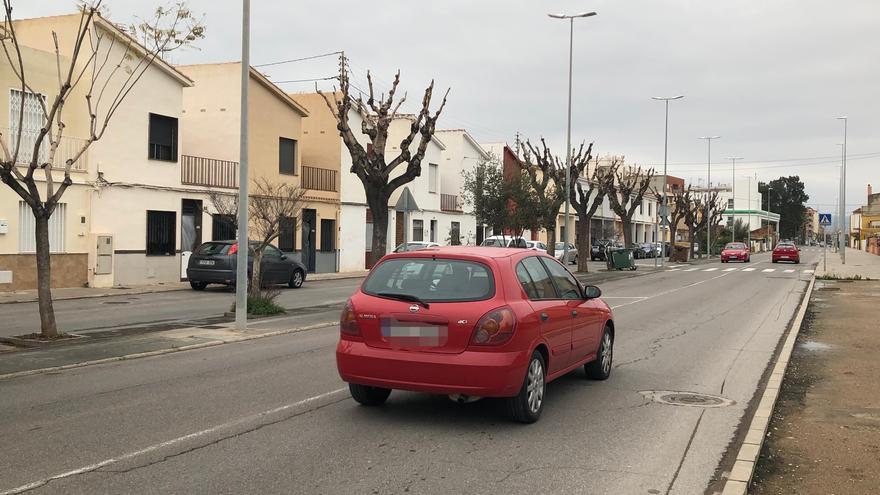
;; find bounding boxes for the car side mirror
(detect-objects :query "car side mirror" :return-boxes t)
[583,285,602,300]
[280,254,288,260]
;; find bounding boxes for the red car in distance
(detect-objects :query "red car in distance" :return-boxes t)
[336,246,615,423]
[721,242,750,263]
[772,242,801,264]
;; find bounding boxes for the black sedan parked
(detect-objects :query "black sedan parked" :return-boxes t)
[186,241,307,290]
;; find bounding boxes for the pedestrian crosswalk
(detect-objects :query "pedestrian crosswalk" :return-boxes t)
[662,265,813,276]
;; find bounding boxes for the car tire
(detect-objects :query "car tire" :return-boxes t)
[349,383,391,406]
[289,269,305,289]
[507,350,546,424]
[190,281,207,291]
[586,326,613,381]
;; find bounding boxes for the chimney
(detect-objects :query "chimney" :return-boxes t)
[869,184,873,197]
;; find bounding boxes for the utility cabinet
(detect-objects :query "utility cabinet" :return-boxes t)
[95,235,113,275]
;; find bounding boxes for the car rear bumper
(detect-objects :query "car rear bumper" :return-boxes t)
[336,339,529,397]
[187,268,236,284]
[722,254,747,261]
[772,255,799,262]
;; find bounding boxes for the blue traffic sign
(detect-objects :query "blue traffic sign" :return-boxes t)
[819,213,832,226]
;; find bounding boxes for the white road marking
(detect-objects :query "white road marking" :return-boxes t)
[0,388,349,495]
[703,268,719,272]
[609,271,734,310]
[803,269,814,274]
[762,268,775,273]
[742,268,756,272]
[724,267,738,272]
[784,269,796,273]
[685,268,699,272]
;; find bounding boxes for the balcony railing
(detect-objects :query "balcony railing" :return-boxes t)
[302,165,337,192]
[181,155,238,189]
[4,127,88,172]
[441,193,461,212]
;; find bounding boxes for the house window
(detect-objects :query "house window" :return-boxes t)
[648,202,653,216]
[212,214,236,241]
[279,137,297,175]
[9,89,47,164]
[279,216,297,252]
[146,210,176,255]
[412,219,424,242]
[148,113,178,161]
[428,163,438,193]
[320,219,336,252]
[728,198,734,209]
[18,201,65,253]
[450,221,461,245]
[639,200,644,215]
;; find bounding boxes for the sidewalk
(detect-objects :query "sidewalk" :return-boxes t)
[815,247,880,279]
[750,279,880,494]
[0,270,369,305]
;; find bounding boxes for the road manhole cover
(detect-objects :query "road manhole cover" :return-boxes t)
[640,390,735,408]
[818,287,840,291]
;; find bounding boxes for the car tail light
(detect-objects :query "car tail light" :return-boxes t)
[340,299,360,336]
[470,307,516,346]
[228,243,238,255]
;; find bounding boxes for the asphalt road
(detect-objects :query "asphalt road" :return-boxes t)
[0,249,820,494]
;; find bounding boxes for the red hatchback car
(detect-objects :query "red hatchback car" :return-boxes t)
[772,242,800,263]
[336,247,615,423]
[721,242,750,263]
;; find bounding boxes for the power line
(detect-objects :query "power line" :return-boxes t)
[273,76,338,84]
[253,51,342,68]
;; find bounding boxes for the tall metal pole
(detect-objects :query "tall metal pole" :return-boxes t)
[562,17,573,264]
[837,117,847,263]
[549,11,595,264]
[698,136,720,257]
[652,96,683,266]
[235,0,250,331]
[747,177,752,250]
[727,156,743,242]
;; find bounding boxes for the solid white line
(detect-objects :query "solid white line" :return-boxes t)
[742,268,756,272]
[0,388,349,495]
[723,267,738,272]
[703,268,719,272]
[762,268,775,273]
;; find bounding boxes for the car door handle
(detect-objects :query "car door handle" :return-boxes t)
[571,310,578,317]
[540,313,549,321]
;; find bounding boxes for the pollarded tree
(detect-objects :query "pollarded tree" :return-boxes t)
[663,186,692,260]
[605,164,656,247]
[461,154,507,238]
[319,67,448,266]
[520,138,591,257]
[567,145,614,273]
[0,1,204,338]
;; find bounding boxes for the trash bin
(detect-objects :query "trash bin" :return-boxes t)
[671,245,689,263]
[605,248,637,271]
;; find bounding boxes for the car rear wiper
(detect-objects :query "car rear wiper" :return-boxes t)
[375,292,430,309]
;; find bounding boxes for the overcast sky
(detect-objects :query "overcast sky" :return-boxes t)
[18,0,880,217]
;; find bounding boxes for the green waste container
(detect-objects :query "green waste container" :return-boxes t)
[605,248,637,271]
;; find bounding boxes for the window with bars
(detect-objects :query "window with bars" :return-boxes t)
[279,216,297,252]
[320,219,335,252]
[412,219,424,242]
[146,210,176,255]
[450,221,461,245]
[148,113,178,161]
[9,89,47,165]
[211,214,236,241]
[18,202,65,253]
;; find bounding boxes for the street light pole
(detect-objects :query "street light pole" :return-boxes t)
[235,0,250,330]
[837,116,848,263]
[549,11,596,265]
[727,156,743,242]
[652,96,684,267]
[698,136,721,258]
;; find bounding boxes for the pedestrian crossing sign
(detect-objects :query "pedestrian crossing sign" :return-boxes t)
[819,213,832,226]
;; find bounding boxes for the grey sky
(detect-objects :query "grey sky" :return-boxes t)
[17,0,880,216]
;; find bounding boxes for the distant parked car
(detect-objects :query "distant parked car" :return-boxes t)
[637,243,658,258]
[590,239,619,261]
[772,242,800,264]
[525,240,548,253]
[393,241,441,253]
[186,241,307,290]
[554,242,577,265]
[481,236,529,248]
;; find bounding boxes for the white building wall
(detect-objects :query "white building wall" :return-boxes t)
[339,203,366,272]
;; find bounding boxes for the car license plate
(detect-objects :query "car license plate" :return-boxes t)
[381,319,448,347]
[780,256,788,259]
[198,260,215,266]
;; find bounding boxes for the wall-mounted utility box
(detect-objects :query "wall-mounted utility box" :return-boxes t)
[0,219,8,234]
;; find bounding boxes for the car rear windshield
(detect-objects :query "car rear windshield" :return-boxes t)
[195,242,229,255]
[725,243,746,250]
[363,258,495,302]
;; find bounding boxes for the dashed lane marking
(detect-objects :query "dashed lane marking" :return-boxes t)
[685,268,699,272]
[784,269,796,273]
[703,268,719,272]
[742,268,756,272]
[723,267,738,272]
[762,268,775,273]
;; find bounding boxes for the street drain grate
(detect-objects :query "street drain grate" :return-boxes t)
[103,301,130,305]
[199,325,226,330]
[640,390,735,408]
[818,287,840,291]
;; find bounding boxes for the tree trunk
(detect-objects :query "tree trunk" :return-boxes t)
[34,213,58,338]
[545,220,557,257]
[687,228,696,261]
[576,216,591,273]
[250,249,264,299]
[370,200,389,267]
[621,218,633,247]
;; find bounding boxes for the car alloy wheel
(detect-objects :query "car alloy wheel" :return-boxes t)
[586,326,613,380]
[526,358,544,414]
[289,269,304,289]
[508,351,546,423]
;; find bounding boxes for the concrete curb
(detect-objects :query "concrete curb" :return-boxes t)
[720,276,816,495]
[0,321,337,382]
